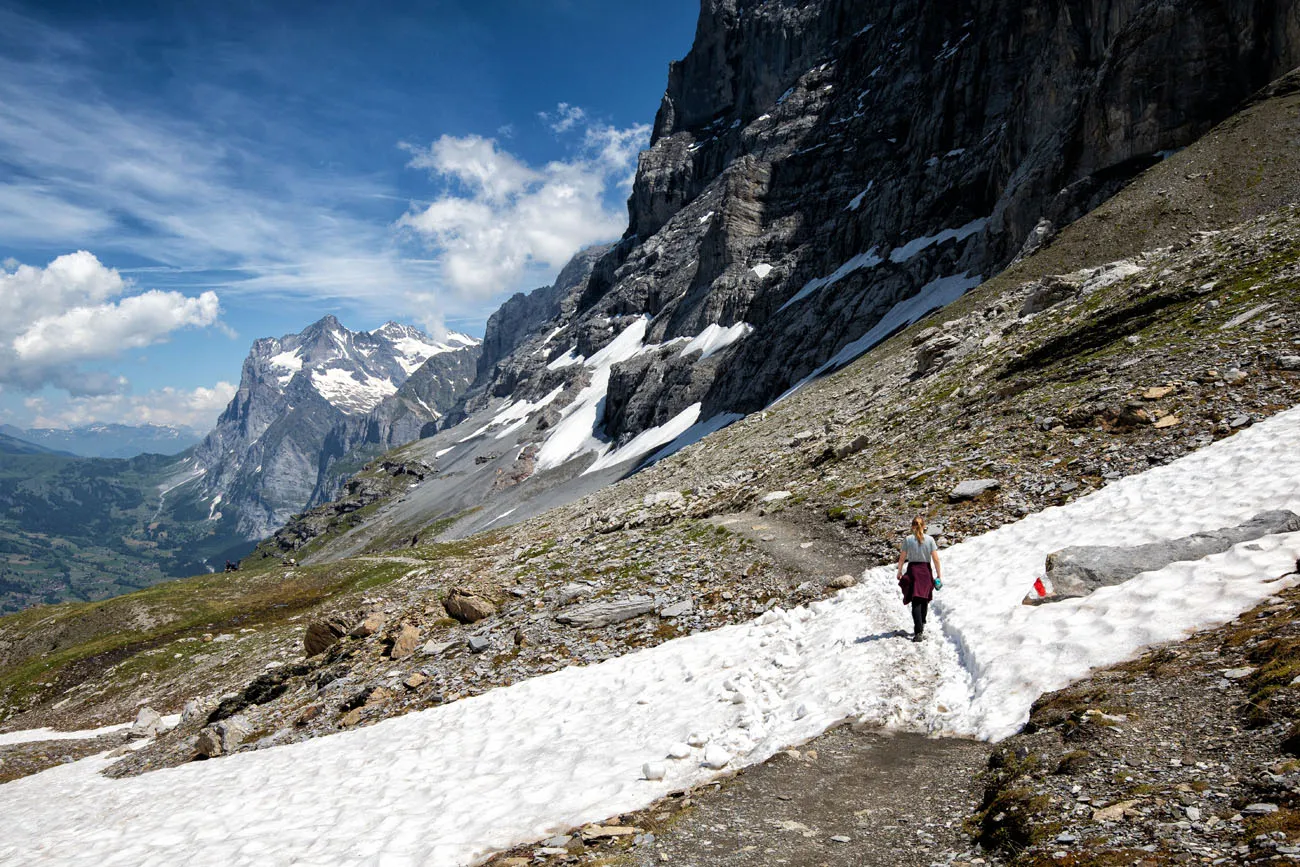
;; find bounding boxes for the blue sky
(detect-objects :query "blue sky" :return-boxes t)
[0,0,698,429]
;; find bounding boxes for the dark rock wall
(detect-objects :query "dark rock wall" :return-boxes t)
[568,0,1300,433]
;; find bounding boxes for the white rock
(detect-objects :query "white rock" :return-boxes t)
[642,762,666,781]
[644,491,685,508]
[666,742,692,759]
[130,707,164,738]
[761,491,792,503]
[702,746,731,769]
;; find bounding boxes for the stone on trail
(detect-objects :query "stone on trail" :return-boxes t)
[827,574,857,590]
[444,588,497,624]
[949,479,1000,502]
[582,825,640,840]
[556,596,656,628]
[1153,414,1181,429]
[761,490,792,503]
[403,673,428,690]
[421,639,457,657]
[1141,386,1176,400]
[1243,803,1279,815]
[467,635,491,654]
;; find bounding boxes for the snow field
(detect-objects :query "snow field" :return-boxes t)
[1,406,1298,865]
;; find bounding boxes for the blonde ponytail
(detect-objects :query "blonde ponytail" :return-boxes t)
[911,515,926,543]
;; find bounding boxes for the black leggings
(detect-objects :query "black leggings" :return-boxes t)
[912,599,929,635]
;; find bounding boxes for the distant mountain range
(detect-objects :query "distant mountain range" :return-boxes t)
[0,315,481,612]
[187,315,481,540]
[0,423,204,459]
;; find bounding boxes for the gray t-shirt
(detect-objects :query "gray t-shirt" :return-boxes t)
[902,533,938,563]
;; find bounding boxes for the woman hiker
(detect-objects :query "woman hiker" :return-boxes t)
[896,515,941,642]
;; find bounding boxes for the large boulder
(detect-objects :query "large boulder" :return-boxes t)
[445,589,497,624]
[129,707,165,738]
[304,618,349,656]
[556,596,657,628]
[1040,510,1300,602]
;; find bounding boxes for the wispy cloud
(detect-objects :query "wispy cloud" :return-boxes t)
[0,9,438,319]
[539,102,587,134]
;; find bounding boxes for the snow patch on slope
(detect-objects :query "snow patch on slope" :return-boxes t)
[678,323,754,360]
[311,368,398,414]
[5,407,1298,866]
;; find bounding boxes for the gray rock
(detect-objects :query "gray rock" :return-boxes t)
[194,727,223,758]
[1277,354,1300,370]
[420,639,457,657]
[644,491,686,508]
[1041,510,1300,601]
[1243,803,1278,815]
[129,707,164,738]
[949,479,1001,502]
[833,434,870,460]
[826,574,858,590]
[180,699,204,726]
[467,635,492,654]
[659,598,695,618]
[556,596,657,628]
[914,333,962,376]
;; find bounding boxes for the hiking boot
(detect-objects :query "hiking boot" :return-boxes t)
[912,631,923,642]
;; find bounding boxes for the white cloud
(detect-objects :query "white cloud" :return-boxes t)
[24,381,237,430]
[0,251,222,391]
[539,102,586,134]
[398,121,650,299]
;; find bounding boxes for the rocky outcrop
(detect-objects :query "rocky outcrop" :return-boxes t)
[455,0,1300,484]
[474,245,610,393]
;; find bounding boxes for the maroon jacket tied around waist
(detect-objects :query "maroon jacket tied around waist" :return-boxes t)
[900,562,934,604]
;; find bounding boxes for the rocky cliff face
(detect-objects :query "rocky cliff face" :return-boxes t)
[193,316,479,539]
[456,0,1300,466]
